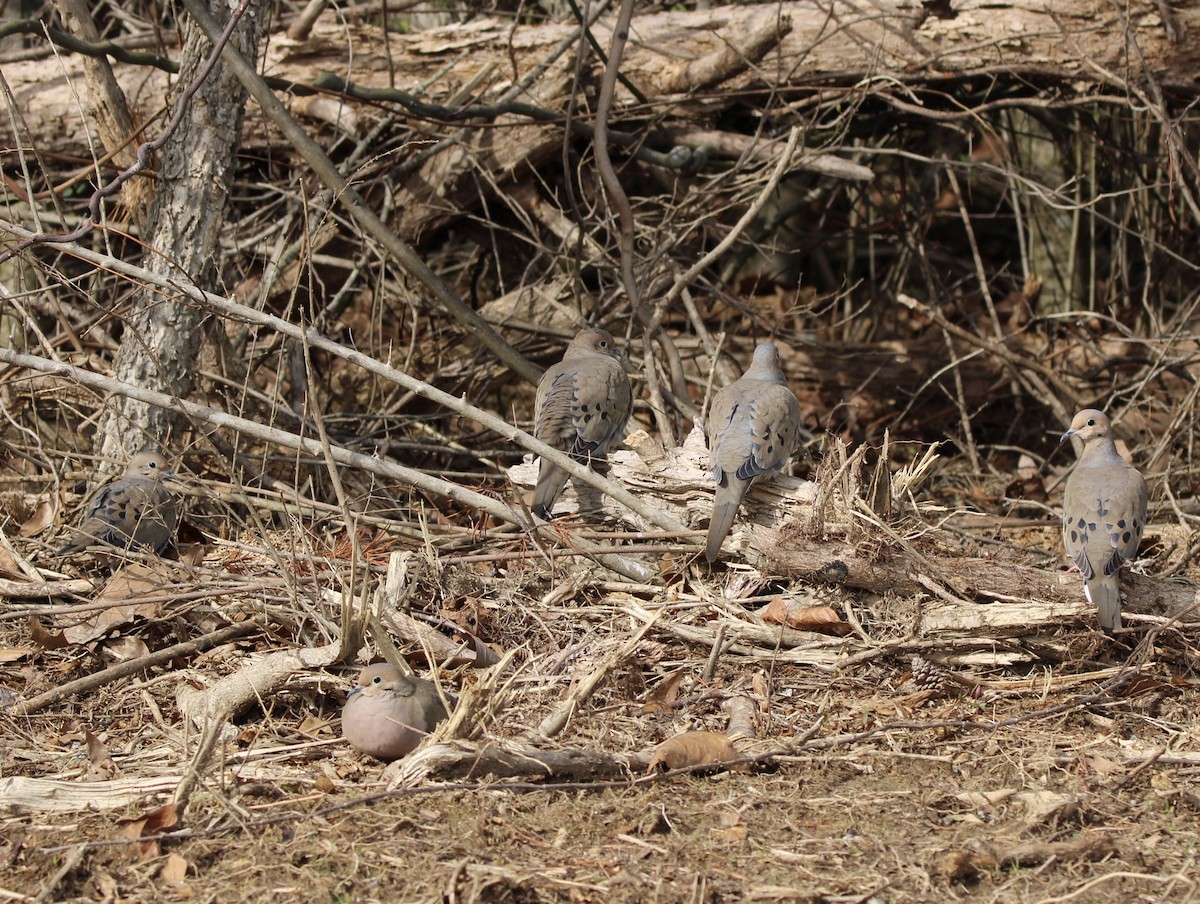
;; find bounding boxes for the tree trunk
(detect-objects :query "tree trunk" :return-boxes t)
[95,0,261,464]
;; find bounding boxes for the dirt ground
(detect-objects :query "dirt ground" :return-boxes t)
[3,539,1199,904]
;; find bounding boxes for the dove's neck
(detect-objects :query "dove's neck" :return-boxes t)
[1080,436,1124,467]
[744,367,785,385]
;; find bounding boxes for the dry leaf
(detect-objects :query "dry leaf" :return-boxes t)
[1122,675,1171,697]
[0,646,36,663]
[1016,453,1039,481]
[932,848,998,881]
[118,803,179,861]
[0,544,21,576]
[159,852,189,885]
[85,730,120,781]
[761,597,791,625]
[641,670,684,715]
[1014,790,1079,825]
[179,544,207,567]
[647,730,740,773]
[439,596,493,635]
[760,599,850,636]
[63,562,182,644]
[1087,754,1122,779]
[18,497,57,537]
[786,605,851,634]
[1150,772,1174,792]
[297,714,331,736]
[314,772,335,794]
[103,636,150,662]
[28,616,68,650]
[713,825,749,842]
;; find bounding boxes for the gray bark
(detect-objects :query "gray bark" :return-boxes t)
[95,0,261,466]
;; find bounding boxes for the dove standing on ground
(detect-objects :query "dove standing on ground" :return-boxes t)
[706,343,802,563]
[1061,408,1148,634]
[57,452,180,556]
[531,328,632,519]
[341,663,452,761]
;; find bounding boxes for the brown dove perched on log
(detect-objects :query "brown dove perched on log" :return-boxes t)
[341,664,453,761]
[1060,409,1148,634]
[57,452,181,556]
[531,328,632,519]
[706,343,802,563]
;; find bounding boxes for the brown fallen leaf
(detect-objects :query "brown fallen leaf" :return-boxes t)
[103,636,150,662]
[1121,674,1174,698]
[713,825,749,843]
[0,544,21,576]
[178,543,208,567]
[647,730,741,774]
[760,599,851,635]
[28,616,68,650]
[85,730,120,781]
[641,669,684,715]
[438,595,493,635]
[297,713,332,737]
[118,803,179,861]
[159,852,189,886]
[63,561,185,644]
[18,496,58,537]
[1087,754,1123,779]
[0,646,36,663]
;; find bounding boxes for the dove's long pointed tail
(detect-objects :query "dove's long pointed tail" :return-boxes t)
[706,481,748,563]
[1088,578,1123,635]
[532,462,571,519]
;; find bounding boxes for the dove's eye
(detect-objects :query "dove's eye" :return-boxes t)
[371,675,383,685]
[1087,419,1096,427]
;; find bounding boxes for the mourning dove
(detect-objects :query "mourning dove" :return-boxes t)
[341,663,452,761]
[1061,408,1148,633]
[531,328,632,519]
[706,343,802,562]
[57,452,181,556]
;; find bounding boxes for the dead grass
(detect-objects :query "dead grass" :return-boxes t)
[4,538,1200,904]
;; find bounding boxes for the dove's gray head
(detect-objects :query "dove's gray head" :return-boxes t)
[350,663,414,698]
[746,343,786,382]
[127,452,178,482]
[565,328,621,361]
[1061,409,1112,445]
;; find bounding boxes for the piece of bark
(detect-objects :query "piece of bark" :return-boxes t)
[389,740,650,784]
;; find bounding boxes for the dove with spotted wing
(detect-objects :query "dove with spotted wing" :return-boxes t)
[341,663,453,761]
[531,328,632,519]
[706,343,802,562]
[1061,408,1148,634]
[57,452,180,556]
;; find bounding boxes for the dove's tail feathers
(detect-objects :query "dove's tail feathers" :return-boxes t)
[56,521,112,556]
[1089,579,1123,635]
[705,482,748,563]
[56,536,88,557]
[532,462,570,520]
